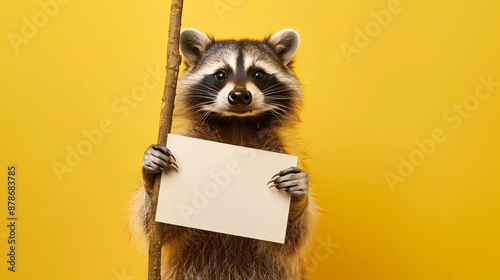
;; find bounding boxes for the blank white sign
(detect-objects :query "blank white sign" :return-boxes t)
[155,134,297,244]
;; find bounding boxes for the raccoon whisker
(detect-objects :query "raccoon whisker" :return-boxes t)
[198,114,211,128]
[268,104,292,125]
[271,108,289,121]
[262,88,293,96]
[231,118,239,142]
[268,110,287,128]
[273,109,290,118]
[264,94,293,100]
[265,94,293,98]
[241,118,250,135]
[193,87,219,95]
[195,85,218,93]
[185,99,215,109]
[259,84,278,94]
[265,96,294,101]
[188,94,217,100]
[262,87,289,93]
[264,102,289,115]
[262,88,291,96]
[193,89,218,96]
[261,83,283,94]
[269,104,290,114]
[197,110,213,128]
[200,81,220,91]
[267,101,292,111]
[192,81,220,93]
[184,101,213,112]
[247,116,259,126]
[261,84,290,93]
[198,81,221,93]
[185,105,207,112]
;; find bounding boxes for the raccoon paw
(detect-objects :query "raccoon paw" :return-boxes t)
[142,144,178,175]
[267,167,308,199]
[142,144,178,193]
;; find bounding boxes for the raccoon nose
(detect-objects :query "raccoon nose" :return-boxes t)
[228,89,252,106]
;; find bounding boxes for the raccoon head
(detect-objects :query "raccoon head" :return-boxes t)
[177,29,301,125]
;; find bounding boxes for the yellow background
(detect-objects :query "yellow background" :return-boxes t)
[1,0,500,279]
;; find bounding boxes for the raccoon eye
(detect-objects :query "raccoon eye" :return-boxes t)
[214,70,227,81]
[253,71,265,80]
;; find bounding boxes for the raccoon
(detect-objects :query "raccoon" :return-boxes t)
[129,29,318,280]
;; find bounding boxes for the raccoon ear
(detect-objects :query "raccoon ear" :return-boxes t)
[180,29,212,66]
[265,29,299,65]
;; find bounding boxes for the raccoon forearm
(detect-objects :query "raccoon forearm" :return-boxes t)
[290,195,308,221]
[138,183,177,245]
[141,171,155,193]
[283,195,309,252]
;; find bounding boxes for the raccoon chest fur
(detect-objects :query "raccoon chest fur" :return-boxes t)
[164,230,296,279]
[181,123,286,153]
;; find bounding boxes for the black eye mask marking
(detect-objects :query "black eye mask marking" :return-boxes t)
[184,67,234,114]
[246,69,295,112]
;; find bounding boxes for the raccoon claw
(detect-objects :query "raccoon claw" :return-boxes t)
[142,144,179,176]
[152,144,176,161]
[267,172,283,184]
[171,161,179,172]
[267,167,309,198]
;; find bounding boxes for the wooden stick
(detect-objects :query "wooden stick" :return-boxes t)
[148,0,184,279]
